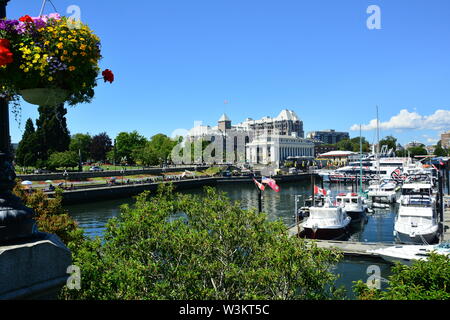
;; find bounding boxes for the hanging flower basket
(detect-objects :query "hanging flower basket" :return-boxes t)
[0,13,113,106]
[19,88,69,106]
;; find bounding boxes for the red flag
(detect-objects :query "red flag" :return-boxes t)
[262,177,280,192]
[314,185,327,196]
[253,178,265,191]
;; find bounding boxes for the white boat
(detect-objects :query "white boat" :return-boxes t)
[368,243,450,266]
[335,192,368,221]
[301,196,351,240]
[367,180,400,204]
[394,193,439,244]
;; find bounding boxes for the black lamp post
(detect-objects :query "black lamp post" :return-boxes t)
[0,0,37,242]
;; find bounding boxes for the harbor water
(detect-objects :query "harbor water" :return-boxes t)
[65,180,397,298]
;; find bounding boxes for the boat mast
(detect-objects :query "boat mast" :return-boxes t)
[360,124,363,194]
[376,105,380,180]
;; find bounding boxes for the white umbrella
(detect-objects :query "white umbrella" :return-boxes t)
[21,181,33,186]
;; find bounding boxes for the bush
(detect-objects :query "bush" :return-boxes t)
[62,184,344,300]
[353,253,450,300]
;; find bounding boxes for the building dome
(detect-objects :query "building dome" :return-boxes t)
[276,109,300,121]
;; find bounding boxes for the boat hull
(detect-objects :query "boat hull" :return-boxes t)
[301,226,349,240]
[395,230,439,245]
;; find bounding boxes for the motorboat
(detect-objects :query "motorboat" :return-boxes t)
[300,196,351,240]
[394,193,439,244]
[367,180,400,204]
[368,243,450,266]
[335,192,368,222]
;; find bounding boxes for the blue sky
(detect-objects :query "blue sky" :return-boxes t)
[6,0,450,145]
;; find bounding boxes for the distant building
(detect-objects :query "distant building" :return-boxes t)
[441,131,450,149]
[425,145,435,155]
[187,109,312,167]
[306,130,349,145]
[404,141,425,149]
[246,134,314,165]
[314,144,337,157]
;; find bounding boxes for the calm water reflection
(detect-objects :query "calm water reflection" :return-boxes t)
[65,180,395,298]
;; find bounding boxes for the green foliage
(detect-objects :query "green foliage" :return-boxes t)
[434,144,448,157]
[115,131,147,164]
[90,132,112,162]
[408,146,428,157]
[63,185,344,300]
[15,118,39,167]
[133,134,177,166]
[69,133,92,162]
[379,136,397,152]
[336,138,370,153]
[13,180,84,247]
[354,253,450,300]
[35,104,71,165]
[47,151,79,170]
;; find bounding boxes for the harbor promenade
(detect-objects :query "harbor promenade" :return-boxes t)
[49,173,316,205]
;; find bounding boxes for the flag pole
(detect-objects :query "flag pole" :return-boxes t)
[258,188,262,213]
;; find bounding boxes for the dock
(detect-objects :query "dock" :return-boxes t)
[442,196,450,242]
[287,223,394,259]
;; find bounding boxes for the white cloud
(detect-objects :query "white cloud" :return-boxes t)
[351,109,450,131]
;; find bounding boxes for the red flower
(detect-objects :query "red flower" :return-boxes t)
[102,69,114,83]
[0,39,13,67]
[19,15,33,23]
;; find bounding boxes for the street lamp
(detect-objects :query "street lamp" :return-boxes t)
[0,0,37,242]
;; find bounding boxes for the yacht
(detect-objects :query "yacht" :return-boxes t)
[394,188,439,244]
[335,192,368,221]
[367,180,401,204]
[368,243,450,266]
[300,196,351,240]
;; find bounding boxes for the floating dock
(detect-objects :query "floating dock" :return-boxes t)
[287,224,394,259]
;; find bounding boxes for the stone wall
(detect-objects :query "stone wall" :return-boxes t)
[0,233,72,300]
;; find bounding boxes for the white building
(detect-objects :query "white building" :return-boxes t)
[186,109,314,167]
[246,134,314,166]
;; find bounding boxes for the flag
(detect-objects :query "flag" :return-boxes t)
[314,185,327,196]
[253,178,265,191]
[262,176,280,192]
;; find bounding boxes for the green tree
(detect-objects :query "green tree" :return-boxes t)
[90,132,113,162]
[354,253,450,300]
[69,133,92,162]
[134,134,178,166]
[47,151,79,170]
[63,185,344,300]
[115,131,147,164]
[336,139,353,151]
[15,118,39,167]
[408,146,428,157]
[379,136,397,152]
[434,141,448,157]
[35,104,71,166]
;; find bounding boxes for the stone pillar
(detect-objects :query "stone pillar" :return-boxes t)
[0,233,72,300]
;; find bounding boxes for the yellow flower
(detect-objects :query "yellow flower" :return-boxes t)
[63,50,68,55]
[69,66,76,71]
[56,42,63,49]
[79,44,87,51]
[72,51,78,56]
[48,76,53,81]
